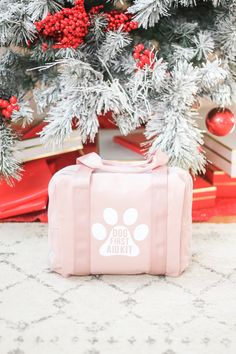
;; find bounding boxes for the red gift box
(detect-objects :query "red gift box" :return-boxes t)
[192,176,217,210]
[205,163,236,198]
[0,159,51,219]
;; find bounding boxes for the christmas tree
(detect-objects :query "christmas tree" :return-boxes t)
[0,0,235,182]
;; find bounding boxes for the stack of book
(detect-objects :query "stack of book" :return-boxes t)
[0,112,117,223]
[205,163,236,198]
[0,122,97,222]
[201,132,236,178]
[198,101,236,178]
[113,130,236,221]
[16,125,82,163]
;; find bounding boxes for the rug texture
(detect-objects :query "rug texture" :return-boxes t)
[0,223,236,354]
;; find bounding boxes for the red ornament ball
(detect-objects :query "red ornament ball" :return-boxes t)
[205,108,235,137]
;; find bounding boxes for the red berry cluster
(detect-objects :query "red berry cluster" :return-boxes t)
[0,96,20,119]
[133,44,155,69]
[42,42,48,52]
[89,6,138,33]
[35,0,89,49]
[89,5,104,16]
[106,11,138,32]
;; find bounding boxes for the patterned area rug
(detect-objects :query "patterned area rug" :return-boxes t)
[0,223,236,354]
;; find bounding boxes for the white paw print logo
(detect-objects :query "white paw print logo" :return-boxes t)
[92,208,149,257]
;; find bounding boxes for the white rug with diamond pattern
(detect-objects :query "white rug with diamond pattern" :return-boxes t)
[0,223,236,354]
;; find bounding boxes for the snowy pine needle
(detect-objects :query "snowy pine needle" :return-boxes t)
[0,123,22,184]
[0,0,236,179]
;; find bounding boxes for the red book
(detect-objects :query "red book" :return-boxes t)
[98,112,117,129]
[48,150,81,174]
[0,123,51,220]
[113,131,147,155]
[114,132,218,210]
[21,122,47,140]
[47,136,99,174]
[0,123,100,222]
[205,163,236,198]
[192,198,236,222]
[192,176,217,210]
[0,159,51,219]
[11,121,40,138]
[1,210,48,223]
[0,197,48,220]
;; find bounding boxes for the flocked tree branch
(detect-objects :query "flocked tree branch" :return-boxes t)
[0,0,236,180]
[0,122,22,184]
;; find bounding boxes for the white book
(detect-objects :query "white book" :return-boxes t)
[204,134,236,165]
[204,145,236,177]
[198,100,236,176]
[198,101,236,161]
[15,130,82,163]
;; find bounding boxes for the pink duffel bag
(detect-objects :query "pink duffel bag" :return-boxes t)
[48,151,193,277]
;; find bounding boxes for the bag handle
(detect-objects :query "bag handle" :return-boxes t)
[77,151,168,173]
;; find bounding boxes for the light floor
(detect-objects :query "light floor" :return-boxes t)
[0,223,236,354]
